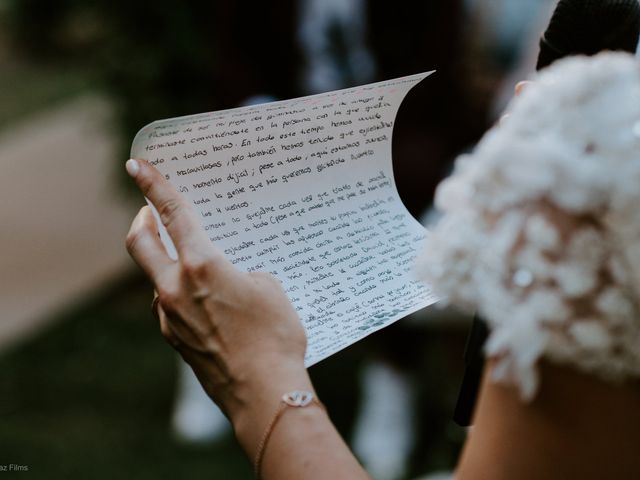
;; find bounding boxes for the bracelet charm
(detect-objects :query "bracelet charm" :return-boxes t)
[254,390,323,479]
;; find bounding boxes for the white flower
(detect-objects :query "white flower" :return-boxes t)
[553,262,598,298]
[595,287,635,322]
[607,256,630,285]
[515,245,555,282]
[523,289,570,323]
[417,52,640,400]
[569,321,612,351]
[525,215,560,250]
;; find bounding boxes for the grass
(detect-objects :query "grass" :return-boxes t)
[0,273,466,479]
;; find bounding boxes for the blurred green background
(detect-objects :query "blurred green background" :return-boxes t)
[0,1,554,478]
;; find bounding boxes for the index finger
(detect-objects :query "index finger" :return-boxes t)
[125,158,217,259]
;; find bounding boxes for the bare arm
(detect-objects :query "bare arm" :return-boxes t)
[125,158,369,479]
[457,359,640,480]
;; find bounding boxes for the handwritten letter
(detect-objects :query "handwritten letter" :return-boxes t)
[131,72,439,366]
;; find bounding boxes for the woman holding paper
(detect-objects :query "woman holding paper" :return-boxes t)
[125,53,640,479]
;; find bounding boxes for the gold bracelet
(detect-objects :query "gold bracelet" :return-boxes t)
[253,391,324,479]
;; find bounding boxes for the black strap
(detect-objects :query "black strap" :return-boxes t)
[453,315,488,426]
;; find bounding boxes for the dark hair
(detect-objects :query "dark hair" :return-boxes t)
[537,0,640,70]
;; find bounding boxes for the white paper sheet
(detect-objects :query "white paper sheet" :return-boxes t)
[131,72,439,366]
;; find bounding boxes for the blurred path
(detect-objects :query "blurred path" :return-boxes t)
[0,95,138,351]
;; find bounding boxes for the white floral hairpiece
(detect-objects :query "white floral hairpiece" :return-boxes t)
[418,52,640,400]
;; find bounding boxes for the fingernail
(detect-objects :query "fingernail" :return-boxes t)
[126,159,140,178]
[499,113,510,125]
[515,81,531,95]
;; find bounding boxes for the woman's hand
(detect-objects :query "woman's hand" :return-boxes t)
[124,159,312,455]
